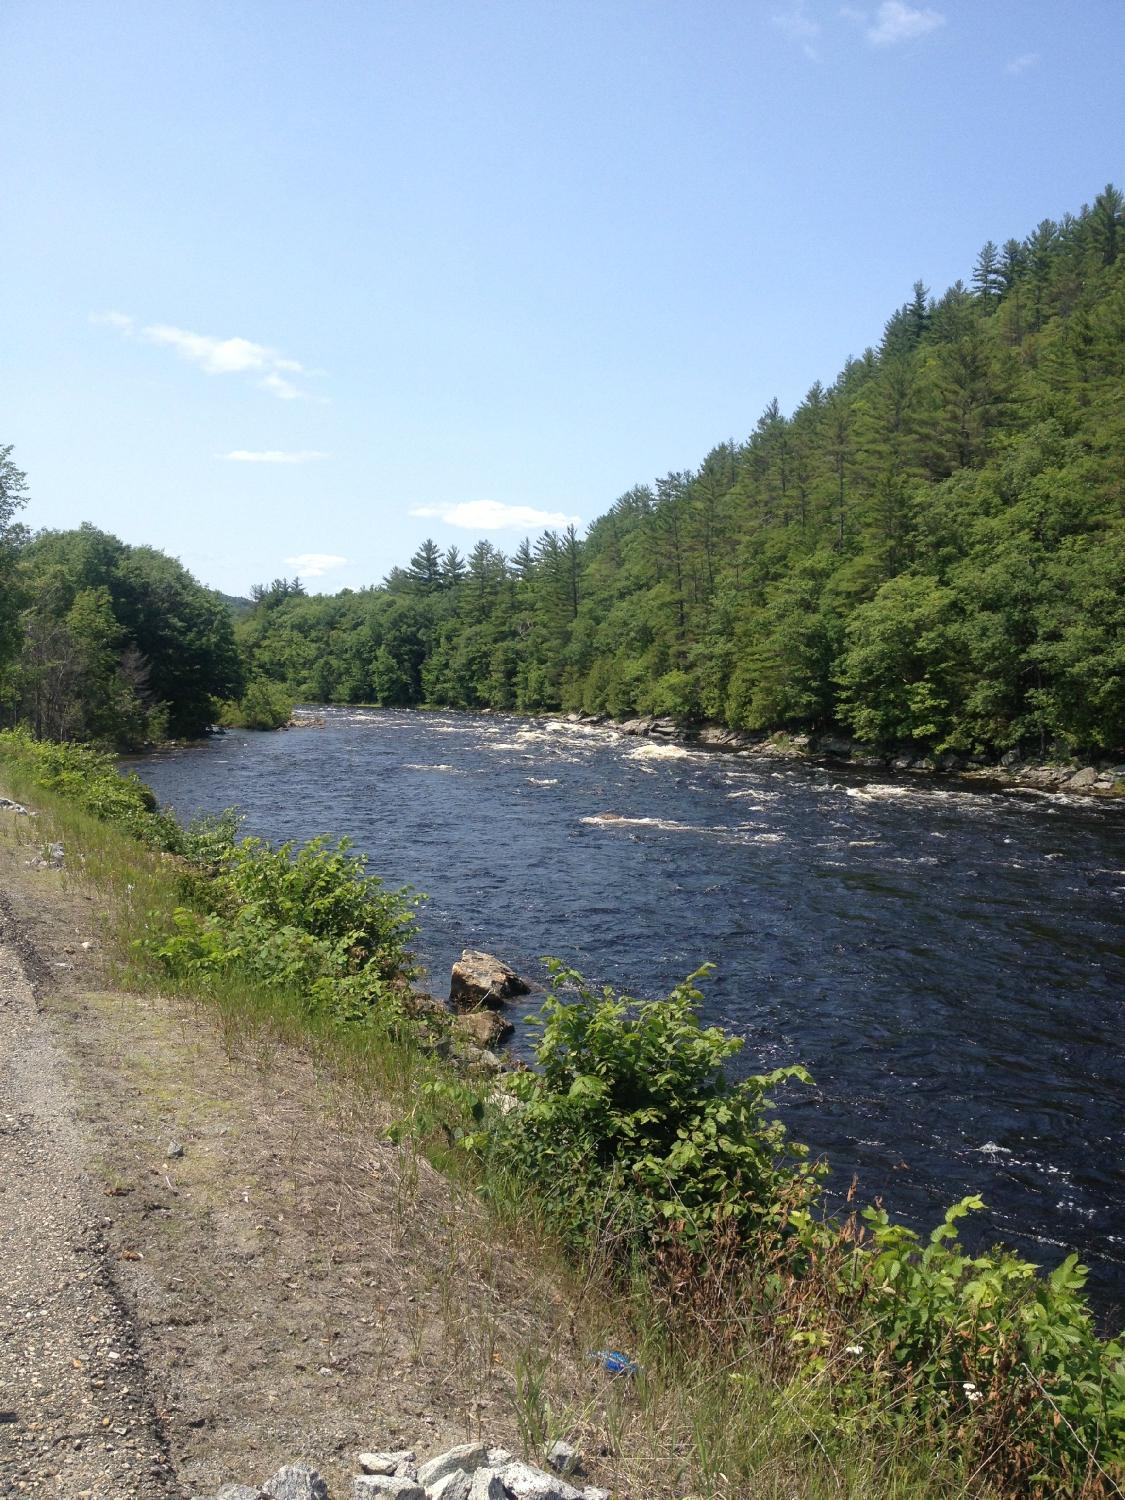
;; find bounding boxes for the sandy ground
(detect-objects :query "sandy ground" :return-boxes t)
[0,812,620,1500]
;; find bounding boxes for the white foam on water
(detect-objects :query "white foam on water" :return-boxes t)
[526,777,559,786]
[625,742,695,761]
[580,813,711,833]
[403,763,461,774]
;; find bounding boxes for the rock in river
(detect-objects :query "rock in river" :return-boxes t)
[449,950,530,1011]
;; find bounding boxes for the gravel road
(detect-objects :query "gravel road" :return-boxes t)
[0,902,180,1499]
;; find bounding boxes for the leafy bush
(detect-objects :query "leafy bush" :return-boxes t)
[481,963,1125,1493]
[485,963,820,1255]
[0,728,181,848]
[218,677,294,729]
[149,833,420,1024]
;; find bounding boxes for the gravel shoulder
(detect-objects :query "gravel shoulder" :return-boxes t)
[0,814,619,1500]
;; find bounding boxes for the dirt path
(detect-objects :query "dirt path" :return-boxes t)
[0,900,180,1499]
[0,815,621,1500]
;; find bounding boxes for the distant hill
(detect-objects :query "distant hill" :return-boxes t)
[218,593,255,619]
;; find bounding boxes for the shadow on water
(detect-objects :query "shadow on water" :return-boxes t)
[126,707,1125,1317]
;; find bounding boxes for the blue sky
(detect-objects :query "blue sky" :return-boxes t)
[2,1,1121,595]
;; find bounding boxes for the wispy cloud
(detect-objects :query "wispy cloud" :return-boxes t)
[773,2,821,59]
[1005,51,1039,75]
[845,1,945,46]
[222,450,328,464]
[91,312,322,400]
[285,552,348,578]
[409,500,582,532]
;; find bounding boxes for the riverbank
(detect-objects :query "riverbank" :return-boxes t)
[2,732,1123,1498]
[543,710,1125,799]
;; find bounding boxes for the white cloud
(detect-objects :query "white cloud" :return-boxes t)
[849,1,945,46]
[773,3,821,59]
[89,310,135,332]
[93,312,321,400]
[285,552,348,578]
[1005,51,1039,75]
[222,450,329,464]
[409,500,582,532]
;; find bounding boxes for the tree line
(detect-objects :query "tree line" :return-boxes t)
[1,184,1122,754]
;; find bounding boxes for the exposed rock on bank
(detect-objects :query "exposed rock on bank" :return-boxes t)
[197,1441,609,1500]
[564,713,1124,796]
[449,950,531,1011]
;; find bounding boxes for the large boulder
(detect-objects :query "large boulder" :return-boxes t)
[449,951,530,1012]
[263,1469,328,1500]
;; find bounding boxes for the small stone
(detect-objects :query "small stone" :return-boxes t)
[166,1141,185,1159]
[581,1489,610,1500]
[351,1479,424,1500]
[263,1467,329,1500]
[498,1460,585,1500]
[468,1471,506,1500]
[417,1444,491,1490]
[216,1486,265,1500]
[485,1450,513,1468]
[358,1451,415,1477]
[545,1442,581,1477]
[428,1473,471,1500]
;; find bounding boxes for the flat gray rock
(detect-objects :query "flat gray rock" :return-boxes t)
[216,1487,266,1500]
[358,1451,416,1477]
[467,1471,506,1500]
[263,1467,329,1500]
[427,1472,472,1500]
[352,1478,424,1500]
[498,1461,585,1500]
[417,1443,491,1490]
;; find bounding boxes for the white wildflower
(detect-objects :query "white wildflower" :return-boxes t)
[962,1381,983,1403]
[844,1344,864,1356]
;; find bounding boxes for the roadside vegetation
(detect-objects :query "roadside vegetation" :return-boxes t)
[2,728,1121,1498]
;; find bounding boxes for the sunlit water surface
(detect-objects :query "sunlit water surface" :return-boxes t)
[127,709,1125,1313]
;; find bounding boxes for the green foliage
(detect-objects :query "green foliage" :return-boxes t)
[218,676,294,729]
[486,962,819,1255]
[3,520,243,744]
[149,831,420,1025]
[0,727,180,847]
[230,185,1123,759]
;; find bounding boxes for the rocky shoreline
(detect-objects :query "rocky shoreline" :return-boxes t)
[554,712,1125,799]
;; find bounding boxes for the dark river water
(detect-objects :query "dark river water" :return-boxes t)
[127,708,1125,1315]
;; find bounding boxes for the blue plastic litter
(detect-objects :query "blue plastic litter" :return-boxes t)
[588,1349,639,1376]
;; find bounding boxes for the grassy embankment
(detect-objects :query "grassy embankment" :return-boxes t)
[1,727,1121,1500]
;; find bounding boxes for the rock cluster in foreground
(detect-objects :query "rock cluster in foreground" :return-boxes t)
[198,1441,609,1500]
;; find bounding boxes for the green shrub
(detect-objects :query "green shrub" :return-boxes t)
[485,962,820,1255]
[217,677,294,729]
[149,833,420,1025]
[0,728,181,848]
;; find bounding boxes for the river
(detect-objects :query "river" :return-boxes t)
[127,707,1125,1314]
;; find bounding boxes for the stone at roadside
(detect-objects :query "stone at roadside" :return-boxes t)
[428,1473,472,1500]
[263,1466,329,1500]
[580,1489,610,1500]
[216,1486,266,1500]
[468,1471,506,1500]
[352,1477,424,1500]
[358,1451,417,1477]
[449,951,530,1011]
[417,1443,492,1491]
[453,1010,513,1048]
[497,1459,586,1500]
[545,1441,582,1477]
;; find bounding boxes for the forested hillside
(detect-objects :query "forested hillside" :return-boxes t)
[1,186,1122,754]
[237,186,1123,756]
[0,513,243,744]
